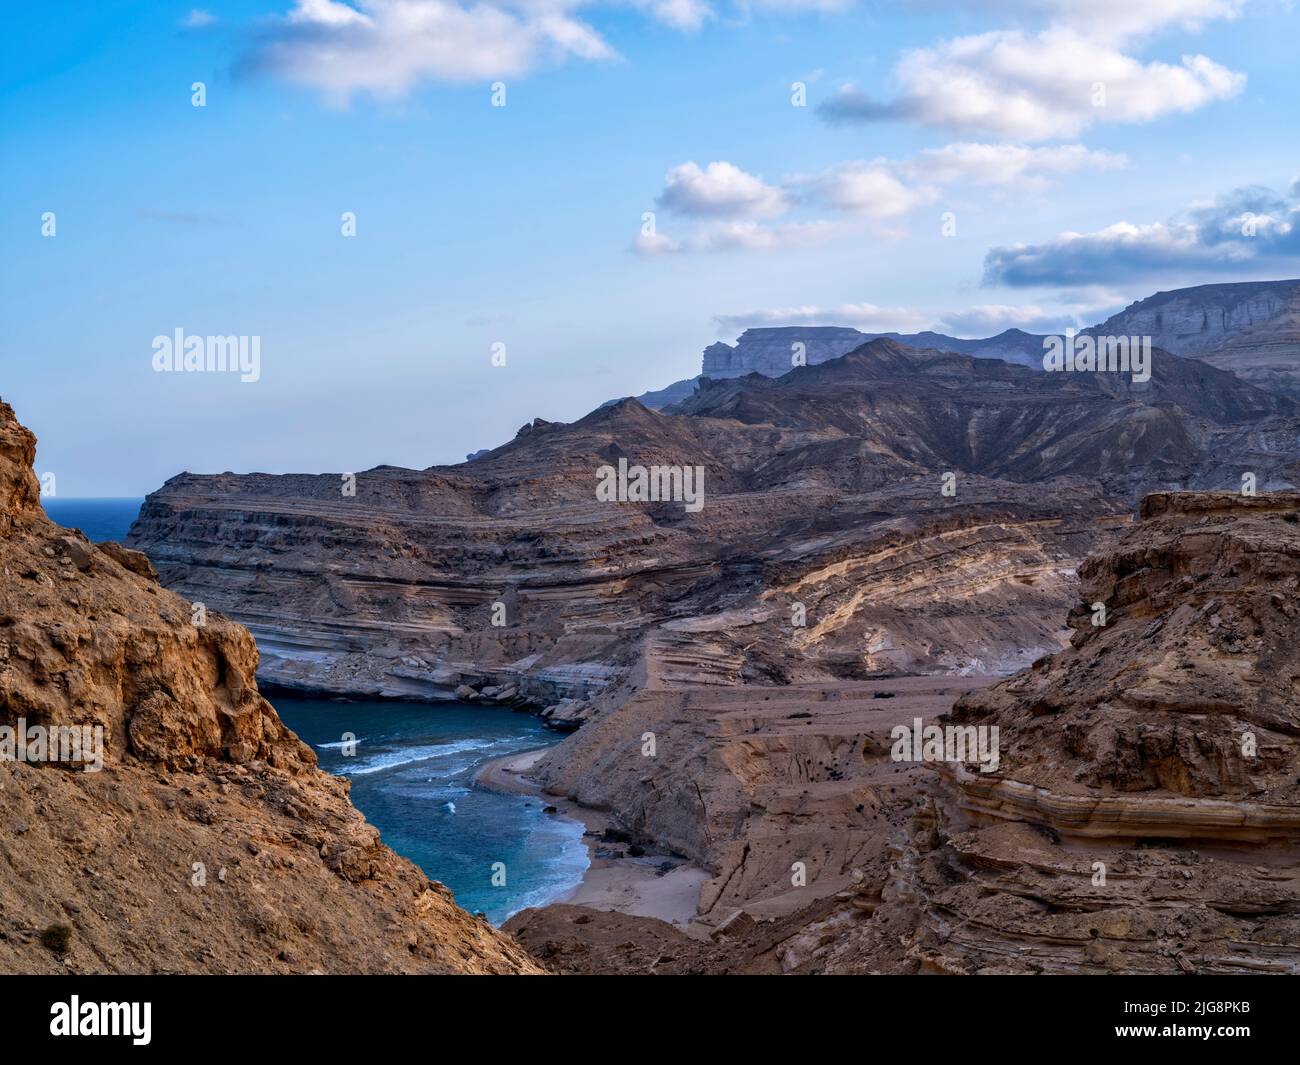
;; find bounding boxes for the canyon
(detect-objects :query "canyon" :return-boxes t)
[127,334,1298,716]
[508,492,1300,973]
[18,276,1299,975]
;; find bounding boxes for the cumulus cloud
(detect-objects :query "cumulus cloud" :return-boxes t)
[713,303,933,332]
[983,182,1300,286]
[656,161,789,218]
[639,142,1126,256]
[710,299,1109,336]
[801,161,940,219]
[182,8,218,28]
[819,26,1245,140]
[947,0,1245,39]
[636,219,841,255]
[241,0,619,99]
[935,303,1080,334]
[744,0,855,11]
[901,142,1125,190]
[692,220,840,251]
[633,230,682,256]
[635,0,713,30]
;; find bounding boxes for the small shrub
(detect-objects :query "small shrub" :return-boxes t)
[41,924,73,954]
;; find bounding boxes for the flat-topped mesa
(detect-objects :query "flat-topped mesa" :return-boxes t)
[0,397,539,974]
[701,326,1048,379]
[948,490,1300,842]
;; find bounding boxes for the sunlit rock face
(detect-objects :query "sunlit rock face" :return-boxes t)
[1087,279,1300,398]
[0,398,542,975]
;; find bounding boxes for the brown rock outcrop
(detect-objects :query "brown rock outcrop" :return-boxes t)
[0,399,540,974]
[125,339,1296,710]
[514,492,1300,975]
[824,492,1300,973]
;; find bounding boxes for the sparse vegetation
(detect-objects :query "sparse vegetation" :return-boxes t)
[41,923,73,954]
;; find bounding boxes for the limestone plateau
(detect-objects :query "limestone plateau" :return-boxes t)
[0,400,540,974]
[630,279,1300,409]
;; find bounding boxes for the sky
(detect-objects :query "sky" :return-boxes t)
[2,0,1298,495]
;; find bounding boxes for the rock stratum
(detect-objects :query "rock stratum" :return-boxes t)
[0,399,540,974]
[127,339,1298,715]
[697,282,1300,400]
[509,492,1300,974]
[702,325,1049,379]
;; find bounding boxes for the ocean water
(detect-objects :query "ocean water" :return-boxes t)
[42,498,587,925]
[275,698,588,923]
[41,497,142,542]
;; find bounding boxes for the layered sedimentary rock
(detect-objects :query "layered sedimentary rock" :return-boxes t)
[1088,280,1300,397]
[515,492,1300,974]
[127,340,1298,711]
[0,399,539,974]
[702,326,1047,378]
[704,282,1300,400]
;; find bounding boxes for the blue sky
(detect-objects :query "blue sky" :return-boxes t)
[2,0,1298,495]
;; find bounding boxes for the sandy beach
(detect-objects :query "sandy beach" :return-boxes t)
[475,747,710,933]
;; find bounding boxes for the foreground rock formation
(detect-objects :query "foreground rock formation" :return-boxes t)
[127,339,1296,714]
[0,400,539,974]
[510,492,1300,974]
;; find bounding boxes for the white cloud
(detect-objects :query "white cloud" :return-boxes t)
[633,218,842,256]
[902,142,1126,190]
[804,161,940,218]
[640,140,1124,256]
[713,292,1135,337]
[743,0,855,11]
[633,230,682,255]
[983,182,1300,286]
[713,303,932,332]
[692,219,840,251]
[967,0,1245,39]
[935,303,1070,334]
[821,27,1245,140]
[181,8,218,28]
[636,0,713,30]
[246,0,619,99]
[656,161,790,218]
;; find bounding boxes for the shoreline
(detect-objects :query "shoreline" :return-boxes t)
[475,748,710,934]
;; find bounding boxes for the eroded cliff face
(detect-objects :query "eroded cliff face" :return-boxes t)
[0,399,540,974]
[702,326,1047,378]
[126,340,1296,715]
[1088,280,1300,398]
[513,492,1300,974]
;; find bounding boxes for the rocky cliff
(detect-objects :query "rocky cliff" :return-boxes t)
[705,281,1300,399]
[702,326,1047,378]
[1087,280,1300,396]
[511,492,1300,974]
[0,399,540,974]
[125,339,1298,712]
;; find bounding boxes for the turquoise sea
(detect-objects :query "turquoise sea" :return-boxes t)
[42,498,587,924]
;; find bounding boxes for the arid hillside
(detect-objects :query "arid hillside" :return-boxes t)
[509,492,1300,974]
[126,340,1298,716]
[0,399,540,974]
